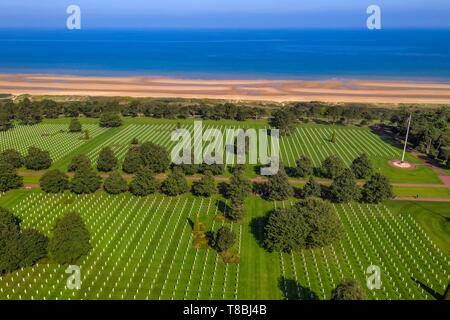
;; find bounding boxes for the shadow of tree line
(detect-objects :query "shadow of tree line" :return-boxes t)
[279,276,319,300]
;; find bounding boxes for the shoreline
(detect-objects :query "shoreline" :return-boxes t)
[2,73,450,103]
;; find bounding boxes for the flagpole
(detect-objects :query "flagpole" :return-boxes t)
[401,114,412,163]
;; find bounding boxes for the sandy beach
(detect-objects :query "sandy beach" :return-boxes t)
[1,73,450,103]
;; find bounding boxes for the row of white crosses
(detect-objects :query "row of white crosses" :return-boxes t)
[376,204,433,299]
[181,199,209,299]
[145,196,188,299]
[381,205,449,293]
[234,223,243,299]
[129,197,175,299]
[366,203,445,299]
[85,124,144,160]
[113,196,163,299]
[192,198,219,300]
[76,194,133,299]
[113,123,177,160]
[86,123,175,162]
[335,204,388,300]
[351,202,409,298]
[161,197,203,300]
[91,195,156,299]
[135,197,184,299]
[206,202,227,300]
[351,203,411,299]
[289,125,396,169]
[403,214,449,280]
[0,124,105,161]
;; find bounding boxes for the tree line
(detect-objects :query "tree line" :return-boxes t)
[0,98,269,131]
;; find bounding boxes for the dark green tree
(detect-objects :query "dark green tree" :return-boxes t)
[320,155,346,179]
[0,162,23,192]
[104,172,128,194]
[161,168,189,196]
[227,168,252,200]
[269,109,296,136]
[17,229,49,269]
[0,149,23,168]
[331,280,366,300]
[0,208,48,274]
[40,170,69,193]
[0,106,13,131]
[362,173,393,204]
[70,165,101,194]
[129,167,160,196]
[68,154,91,172]
[266,168,293,201]
[122,147,143,174]
[294,155,313,177]
[351,153,373,179]
[198,163,225,175]
[24,146,52,170]
[212,227,236,253]
[48,212,91,265]
[68,118,82,133]
[17,98,42,125]
[226,196,245,222]
[97,147,118,172]
[41,99,59,119]
[296,197,344,248]
[139,142,171,173]
[330,169,361,203]
[192,171,217,197]
[99,112,122,128]
[264,208,309,252]
[0,229,21,274]
[303,176,321,198]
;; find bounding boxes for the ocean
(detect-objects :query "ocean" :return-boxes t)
[0,29,449,81]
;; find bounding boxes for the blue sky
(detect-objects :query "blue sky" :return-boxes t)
[1,0,449,28]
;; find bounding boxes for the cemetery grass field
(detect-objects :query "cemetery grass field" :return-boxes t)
[0,117,449,300]
[0,191,448,300]
[0,117,442,184]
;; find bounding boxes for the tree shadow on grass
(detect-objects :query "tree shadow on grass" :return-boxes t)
[215,199,230,216]
[249,215,268,249]
[279,276,319,300]
[411,277,443,300]
[187,217,194,230]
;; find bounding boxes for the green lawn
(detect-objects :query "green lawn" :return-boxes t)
[393,187,450,199]
[386,201,450,254]
[0,191,448,300]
